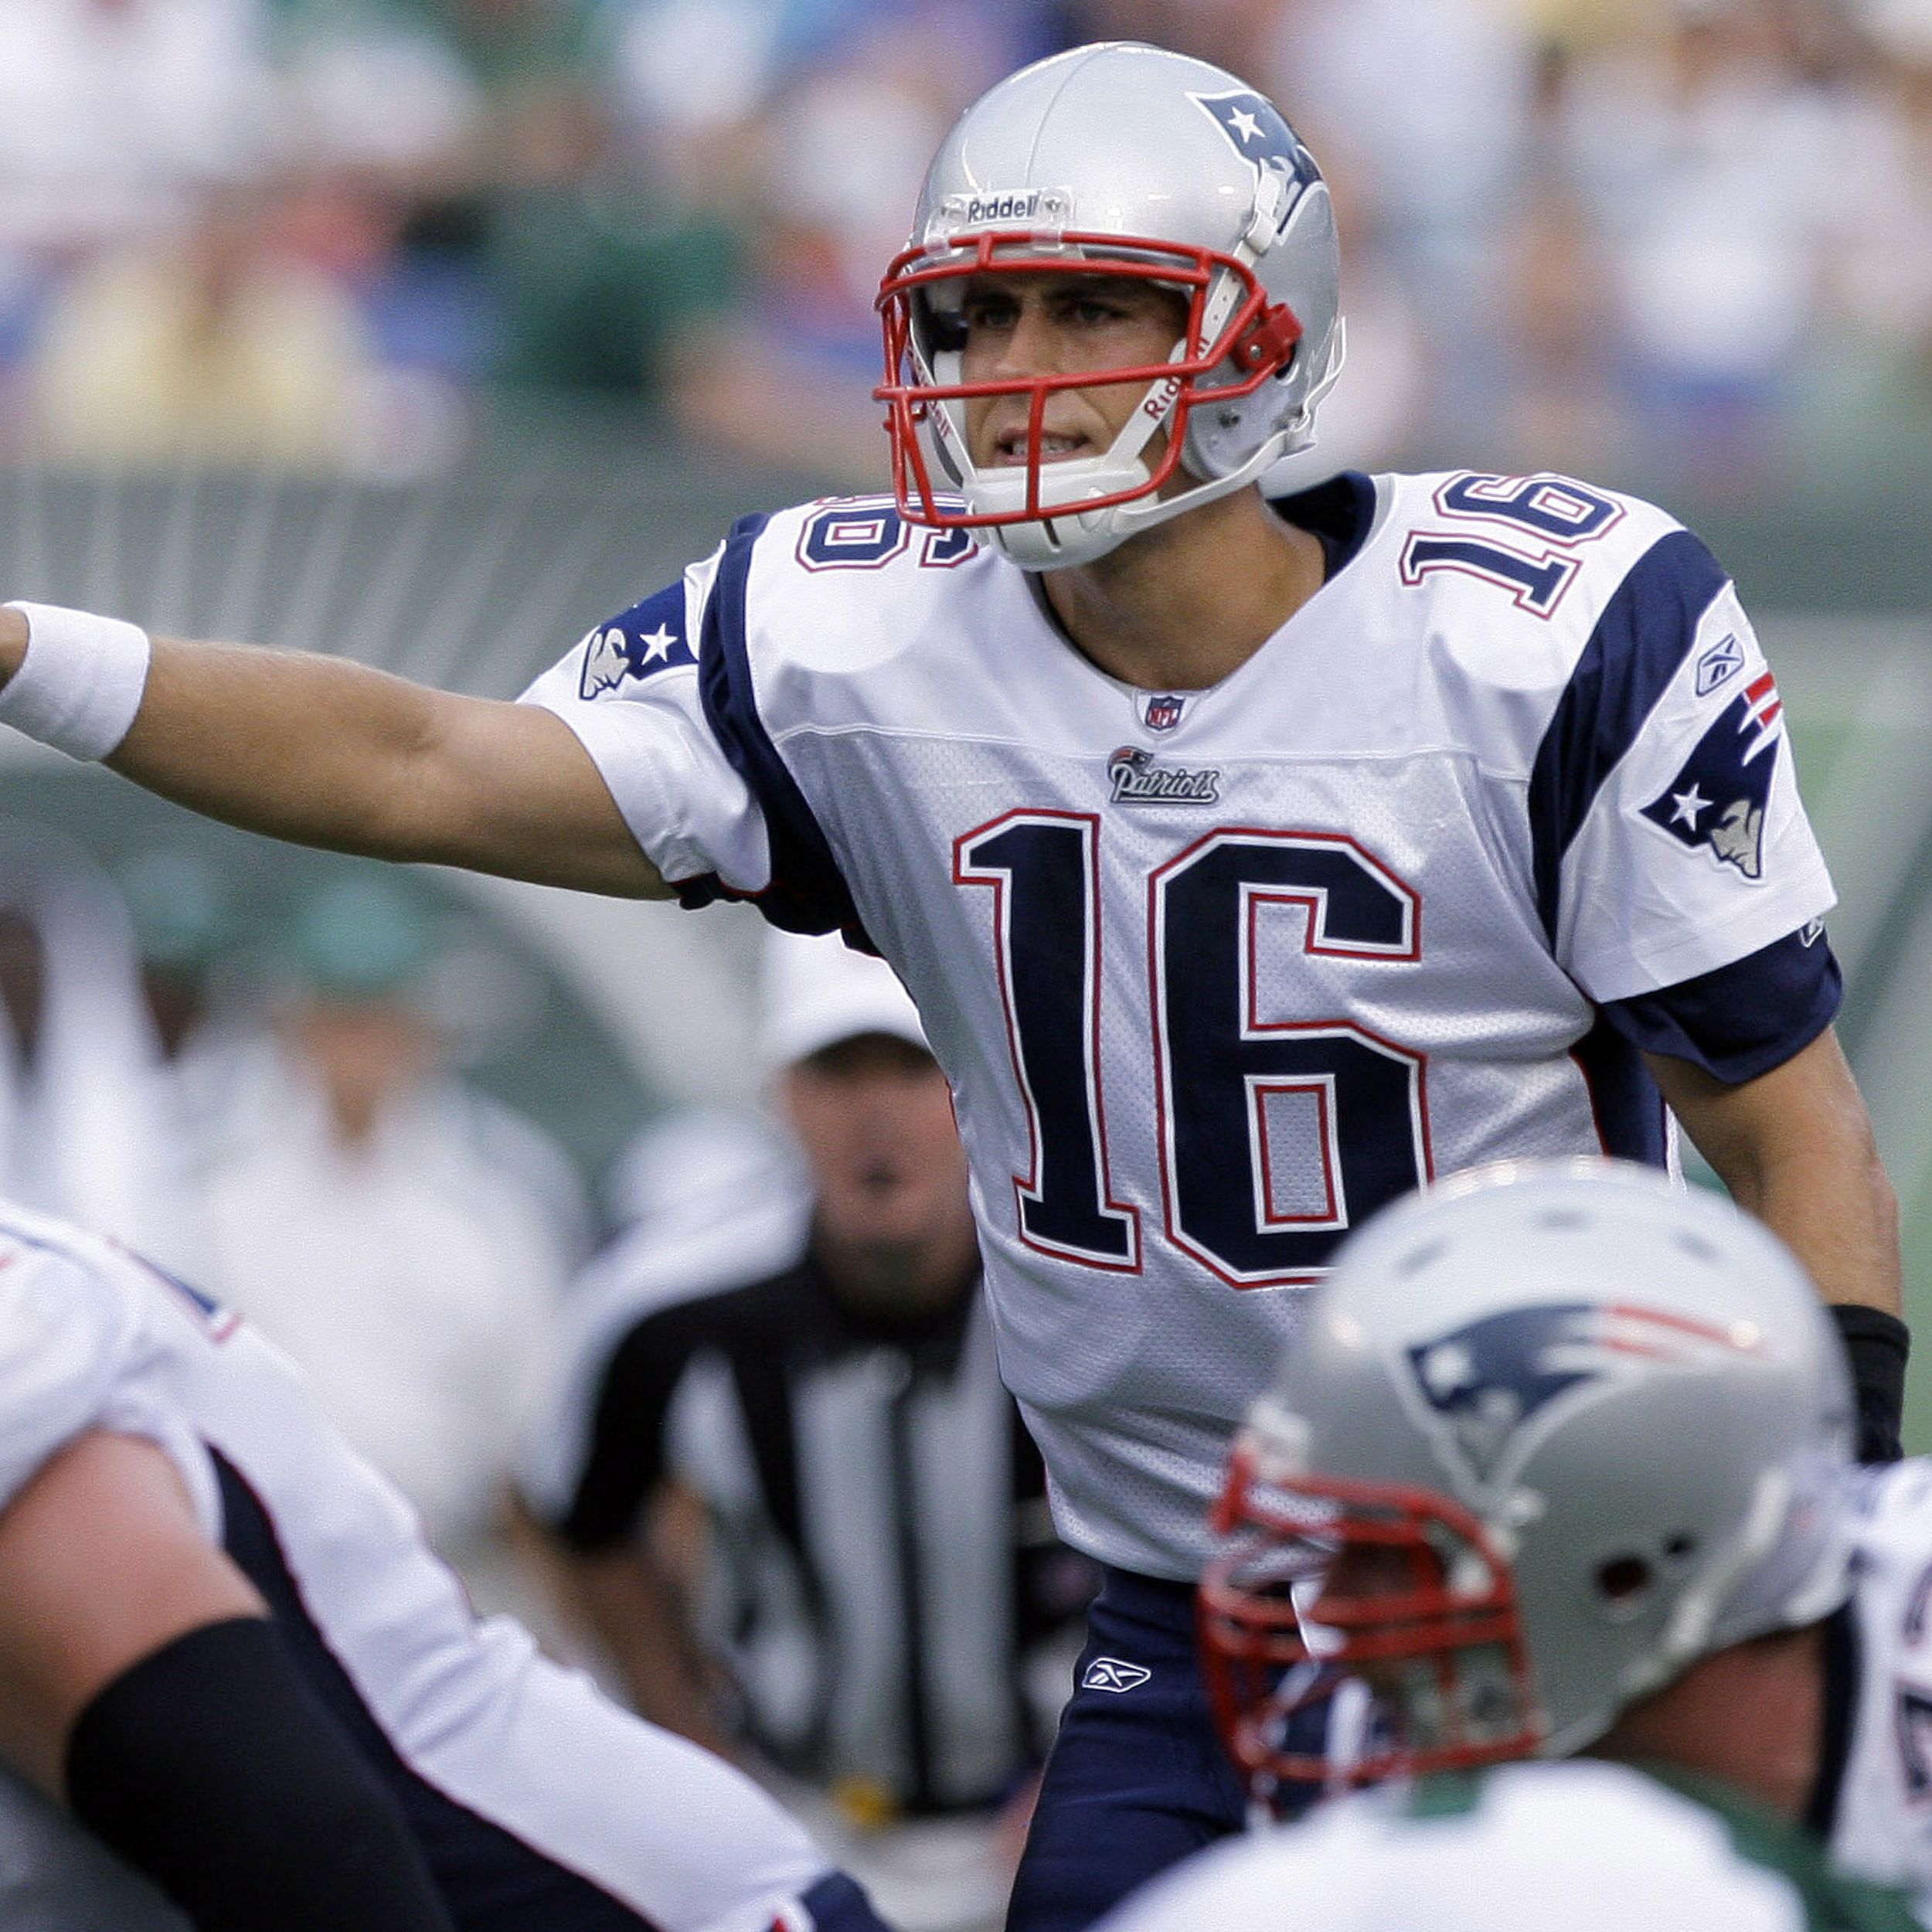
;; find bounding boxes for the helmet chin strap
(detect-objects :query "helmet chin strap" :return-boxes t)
[946,338,1189,571]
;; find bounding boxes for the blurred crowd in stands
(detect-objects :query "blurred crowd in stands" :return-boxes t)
[0,0,1927,492]
[0,835,586,1587]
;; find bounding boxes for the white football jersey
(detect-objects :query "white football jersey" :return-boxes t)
[0,1202,851,1932]
[524,470,1834,1578]
[1088,1759,1912,1932]
[1828,1461,1932,1925]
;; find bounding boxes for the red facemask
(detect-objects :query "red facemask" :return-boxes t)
[1199,1441,1543,1801]
[874,230,1302,534]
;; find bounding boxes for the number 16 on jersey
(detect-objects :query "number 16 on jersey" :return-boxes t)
[956,811,1431,1290]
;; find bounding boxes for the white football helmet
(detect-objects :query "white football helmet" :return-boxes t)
[875,42,1343,570]
[1199,1160,1855,1798]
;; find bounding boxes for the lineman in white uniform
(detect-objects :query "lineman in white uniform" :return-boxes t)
[0,39,1902,1932]
[0,1198,889,1932]
[1189,1161,1930,1929]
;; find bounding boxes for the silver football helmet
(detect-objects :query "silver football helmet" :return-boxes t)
[875,42,1343,570]
[1199,1160,1855,1798]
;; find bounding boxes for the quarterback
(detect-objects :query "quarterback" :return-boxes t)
[0,39,1903,1932]
[1187,1162,1932,1930]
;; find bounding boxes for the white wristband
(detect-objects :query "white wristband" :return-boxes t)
[0,601,151,761]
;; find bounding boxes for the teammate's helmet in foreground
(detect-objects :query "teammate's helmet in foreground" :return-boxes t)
[875,41,1343,570]
[1199,1160,1855,1799]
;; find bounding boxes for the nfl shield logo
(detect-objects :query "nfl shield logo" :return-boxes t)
[1143,693,1186,733]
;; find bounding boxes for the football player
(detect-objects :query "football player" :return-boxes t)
[0,1197,889,1932]
[0,40,1903,1930]
[1192,1161,1932,1925]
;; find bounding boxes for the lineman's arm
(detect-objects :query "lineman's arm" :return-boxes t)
[0,608,672,899]
[0,1430,456,1931]
[0,1430,265,1794]
[1645,1026,1901,1317]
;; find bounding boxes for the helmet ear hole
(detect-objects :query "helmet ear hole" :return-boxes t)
[1594,1554,1655,1616]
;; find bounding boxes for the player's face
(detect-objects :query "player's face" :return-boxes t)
[1301,1538,1444,1689]
[783,1034,969,1268]
[287,995,438,1142]
[955,271,1190,475]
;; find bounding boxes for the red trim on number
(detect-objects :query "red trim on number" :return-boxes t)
[793,496,913,573]
[1250,1074,1342,1229]
[1398,531,1583,618]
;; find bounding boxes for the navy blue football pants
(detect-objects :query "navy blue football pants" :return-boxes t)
[1005,1566,1315,1932]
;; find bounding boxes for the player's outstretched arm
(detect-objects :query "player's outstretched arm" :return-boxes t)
[0,1430,459,1931]
[0,606,672,900]
[1645,1026,1901,1318]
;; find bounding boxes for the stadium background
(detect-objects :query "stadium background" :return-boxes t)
[0,0,1928,1435]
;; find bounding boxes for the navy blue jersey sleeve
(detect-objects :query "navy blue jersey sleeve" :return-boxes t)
[685,512,865,939]
[1597,925,1841,1084]
[1527,529,1727,946]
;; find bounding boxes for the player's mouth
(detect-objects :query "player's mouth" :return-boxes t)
[988,427,1091,467]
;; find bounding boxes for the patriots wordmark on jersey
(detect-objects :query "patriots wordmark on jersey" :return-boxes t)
[522,468,1837,1580]
[0,1204,879,1932]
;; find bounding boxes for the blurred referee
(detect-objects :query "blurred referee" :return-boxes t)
[519,930,1097,1926]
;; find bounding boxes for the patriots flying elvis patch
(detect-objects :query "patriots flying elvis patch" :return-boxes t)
[1639,674,1783,879]
[578,587,695,699]
[1189,89,1316,187]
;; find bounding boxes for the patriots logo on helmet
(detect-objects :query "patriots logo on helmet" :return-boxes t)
[1403,1302,1761,1497]
[1639,675,1783,880]
[577,592,695,700]
[1189,89,1317,191]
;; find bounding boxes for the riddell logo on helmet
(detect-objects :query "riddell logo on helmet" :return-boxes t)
[938,189,1070,231]
[1141,375,1183,420]
[966,192,1042,223]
